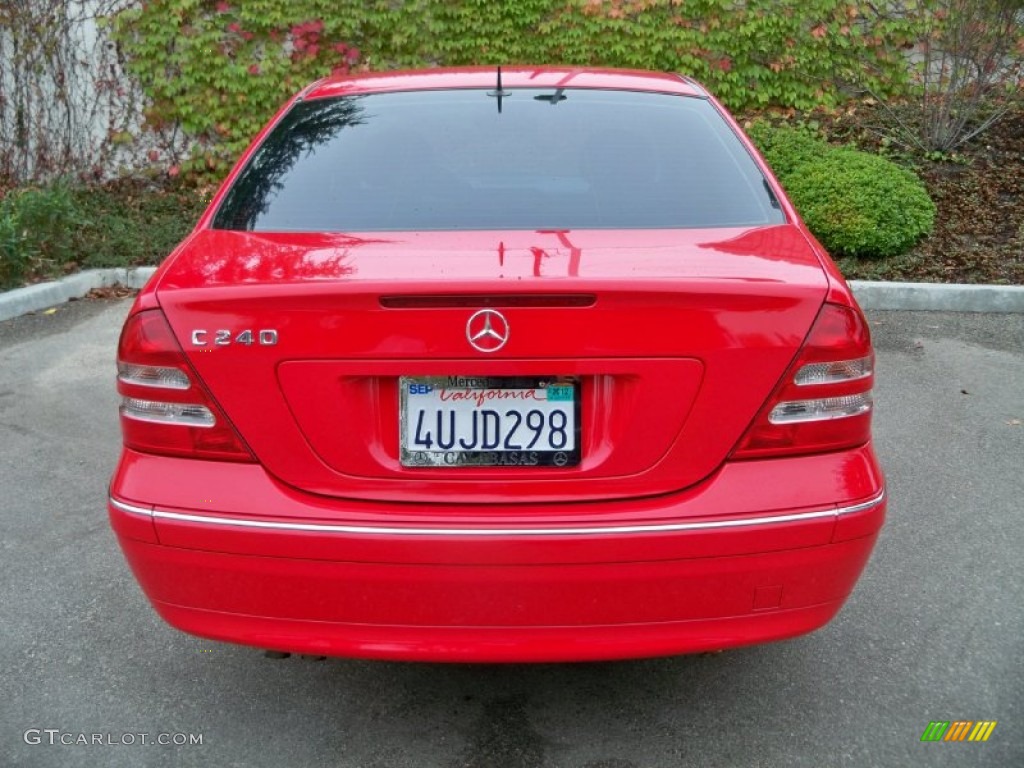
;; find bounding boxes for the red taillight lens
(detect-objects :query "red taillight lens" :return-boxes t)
[733,302,874,459]
[116,309,255,462]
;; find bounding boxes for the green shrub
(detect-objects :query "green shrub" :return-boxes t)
[0,178,206,289]
[0,183,80,289]
[0,210,24,289]
[784,149,936,259]
[70,181,207,269]
[745,121,832,181]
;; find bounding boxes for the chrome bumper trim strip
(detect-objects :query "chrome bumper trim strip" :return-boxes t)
[109,498,154,518]
[109,489,885,538]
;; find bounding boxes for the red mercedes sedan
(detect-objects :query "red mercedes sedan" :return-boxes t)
[109,67,885,662]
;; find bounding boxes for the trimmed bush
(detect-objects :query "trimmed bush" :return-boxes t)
[0,211,22,289]
[0,183,80,289]
[784,149,936,259]
[0,178,206,288]
[745,121,831,181]
[70,181,207,269]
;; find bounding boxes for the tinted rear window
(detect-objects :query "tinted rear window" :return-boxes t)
[213,88,785,232]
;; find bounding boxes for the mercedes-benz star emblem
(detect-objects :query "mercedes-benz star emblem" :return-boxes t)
[466,309,509,353]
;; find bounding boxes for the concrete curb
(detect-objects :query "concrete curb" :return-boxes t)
[850,280,1024,313]
[1,270,1022,322]
[0,268,156,324]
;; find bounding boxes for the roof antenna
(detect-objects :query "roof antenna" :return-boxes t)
[487,66,510,114]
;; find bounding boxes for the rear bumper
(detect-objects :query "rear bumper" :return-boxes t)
[109,445,885,662]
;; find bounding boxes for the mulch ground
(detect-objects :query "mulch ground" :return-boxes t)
[818,103,1024,285]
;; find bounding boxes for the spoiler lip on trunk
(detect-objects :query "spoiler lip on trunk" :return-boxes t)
[153,225,829,293]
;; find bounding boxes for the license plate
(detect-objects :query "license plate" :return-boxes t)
[399,376,581,468]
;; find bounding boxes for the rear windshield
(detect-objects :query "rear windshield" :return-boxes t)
[213,88,785,232]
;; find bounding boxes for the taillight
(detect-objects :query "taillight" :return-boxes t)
[116,309,255,462]
[733,302,874,459]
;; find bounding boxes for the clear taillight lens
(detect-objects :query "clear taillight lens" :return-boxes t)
[768,393,873,424]
[117,363,191,390]
[793,357,872,386]
[120,398,216,427]
[116,310,254,462]
[733,302,874,459]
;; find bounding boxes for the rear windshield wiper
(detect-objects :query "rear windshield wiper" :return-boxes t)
[534,88,567,105]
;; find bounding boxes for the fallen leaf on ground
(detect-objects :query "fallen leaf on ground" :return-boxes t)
[86,284,138,300]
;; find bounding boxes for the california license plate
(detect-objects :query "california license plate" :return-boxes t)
[399,376,581,467]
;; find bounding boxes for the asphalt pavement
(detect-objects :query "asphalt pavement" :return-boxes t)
[1,299,1021,768]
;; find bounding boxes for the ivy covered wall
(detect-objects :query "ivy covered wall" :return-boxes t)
[111,0,921,173]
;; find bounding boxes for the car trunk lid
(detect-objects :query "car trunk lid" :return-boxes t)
[155,225,827,504]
